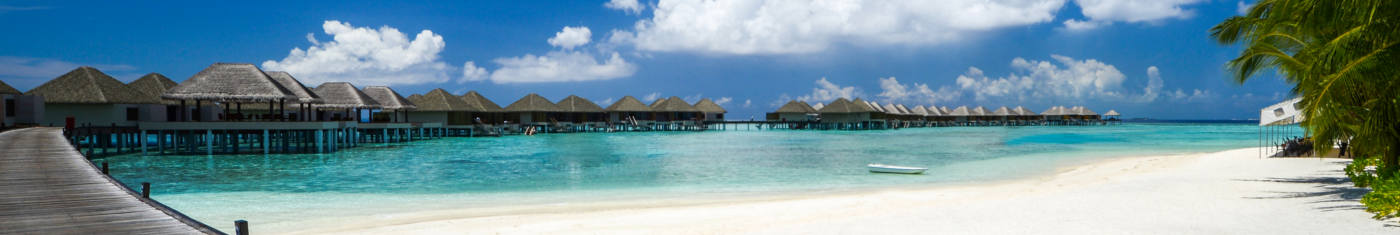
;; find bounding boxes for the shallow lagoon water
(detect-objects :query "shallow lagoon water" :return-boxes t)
[96,123,1272,231]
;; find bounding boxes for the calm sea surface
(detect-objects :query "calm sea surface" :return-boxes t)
[95,122,1279,231]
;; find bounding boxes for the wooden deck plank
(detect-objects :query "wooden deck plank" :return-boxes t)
[0,127,222,234]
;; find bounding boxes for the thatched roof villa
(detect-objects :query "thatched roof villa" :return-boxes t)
[408,88,470,124]
[768,100,817,121]
[363,86,416,123]
[2,79,42,126]
[650,96,700,122]
[605,96,652,123]
[817,98,879,123]
[693,98,727,120]
[311,82,380,121]
[164,63,298,121]
[25,67,161,126]
[504,93,561,124]
[555,95,605,123]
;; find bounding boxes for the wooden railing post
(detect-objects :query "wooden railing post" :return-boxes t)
[140,182,150,198]
[235,220,249,235]
[101,162,109,175]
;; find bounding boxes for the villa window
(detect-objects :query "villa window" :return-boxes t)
[4,99,13,117]
[126,107,139,121]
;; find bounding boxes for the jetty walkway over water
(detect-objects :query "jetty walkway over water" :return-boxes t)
[0,127,221,234]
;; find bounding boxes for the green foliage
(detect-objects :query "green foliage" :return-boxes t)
[1212,0,1400,220]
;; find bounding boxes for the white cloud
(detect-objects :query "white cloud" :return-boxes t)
[1061,0,1207,30]
[1073,0,1205,23]
[1236,1,1253,15]
[953,55,1128,102]
[604,0,645,15]
[459,61,488,83]
[683,93,703,103]
[262,20,451,86]
[642,92,662,101]
[742,99,752,108]
[876,77,959,105]
[796,77,860,102]
[488,51,636,83]
[1169,89,1213,102]
[1061,19,1105,31]
[547,26,592,50]
[1138,66,1164,102]
[600,97,616,106]
[612,0,1066,55]
[715,97,733,105]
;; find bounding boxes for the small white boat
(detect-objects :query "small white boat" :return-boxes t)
[867,164,927,174]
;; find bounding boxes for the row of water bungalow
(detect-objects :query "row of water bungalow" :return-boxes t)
[0,64,727,156]
[767,98,1120,130]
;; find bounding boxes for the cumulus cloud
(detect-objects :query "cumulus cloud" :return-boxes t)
[876,77,959,105]
[953,55,1127,102]
[742,99,752,108]
[1169,89,1213,102]
[715,97,733,105]
[485,26,638,83]
[796,78,860,102]
[1236,1,1254,15]
[459,61,488,83]
[604,0,645,14]
[262,20,451,86]
[642,92,662,101]
[488,51,636,83]
[1062,0,1207,30]
[611,0,1066,55]
[547,26,592,50]
[1138,66,1164,102]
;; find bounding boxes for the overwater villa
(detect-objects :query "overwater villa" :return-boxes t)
[769,100,818,122]
[693,98,727,120]
[264,71,323,121]
[311,82,380,122]
[504,93,561,129]
[24,67,162,127]
[362,86,416,123]
[555,95,606,124]
[762,98,1118,129]
[605,95,652,124]
[458,91,505,125]
[815,98,884,130]
[1,80,42,127]
[405,88,466,125]
[649,96,703,130]
[126,73,187,122]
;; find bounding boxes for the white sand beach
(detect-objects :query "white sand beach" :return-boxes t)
[287,148,1397,234]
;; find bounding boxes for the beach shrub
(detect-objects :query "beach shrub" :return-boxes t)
[1212,0,1400,221]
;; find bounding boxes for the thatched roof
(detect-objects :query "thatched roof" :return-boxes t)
[819,98,877,113]
[650,98,666,108]
[774,100,818,113]
[164,63,296,102]
[458,91,504,112]
[895,104,911,114]
[24,67,159,104]
[1072,106,1098,115]
[311,82,380,109]
[1014,106,1036,116]
[606,96,651,112]
[504,93,561,112]
[939,106,951,114]
[882,104,902,115]
[264,71,323,103]
[556,95,605,112]
[909,106,930,116]
[652,96,700,112]
[363,86,415,110]
[126,73,183,105]
[866,101,885,112]
[0,80,20,95]
[693,98,727,113]
[1104,110,1121,116]
[407,94,422,100]
[991,106,1012,116]
[1041,106,1068,115]
[947,106,971,116]
[971,106,990,116]
[408,88,470,111]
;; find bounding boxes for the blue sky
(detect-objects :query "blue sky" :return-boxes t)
[0,0,1288,119]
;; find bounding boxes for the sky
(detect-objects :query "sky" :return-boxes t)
[0,0,1290,120]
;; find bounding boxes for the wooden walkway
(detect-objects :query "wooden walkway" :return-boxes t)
[0,127,222,234]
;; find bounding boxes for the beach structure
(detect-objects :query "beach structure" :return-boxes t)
[458,91,505,124]
[163,63,297,122]
[817,98,884,129]
[363,86,416,123]
[947,106,971,124]
[650,96,702,130]
[693,98,727,120]
[1,80,42,127]
[1258,97,1305,157]
[24,67,161,127]
[263,71,323,121]
[311,82,380,122]
[405,88,469,124]
[555,95,607,131]
[991,106,1012,124]
[767,100,818,122]
[605,95,651,123]
[504,93,562,127]
[126,73,187,122]
[1040,106,1068,124]
[1104,110,1121,122]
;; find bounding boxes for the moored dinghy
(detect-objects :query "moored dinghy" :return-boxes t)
[867,164,928,174]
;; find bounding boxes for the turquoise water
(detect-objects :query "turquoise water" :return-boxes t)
[95,123,1270,231]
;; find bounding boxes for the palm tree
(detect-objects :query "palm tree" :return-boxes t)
[1211,0,1400,219]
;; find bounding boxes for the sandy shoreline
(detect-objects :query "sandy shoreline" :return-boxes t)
[282,147,1397,234]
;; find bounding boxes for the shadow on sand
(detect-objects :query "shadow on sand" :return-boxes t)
[1235,170,1370,213]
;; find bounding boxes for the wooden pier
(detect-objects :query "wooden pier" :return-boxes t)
[0,127,222,234]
